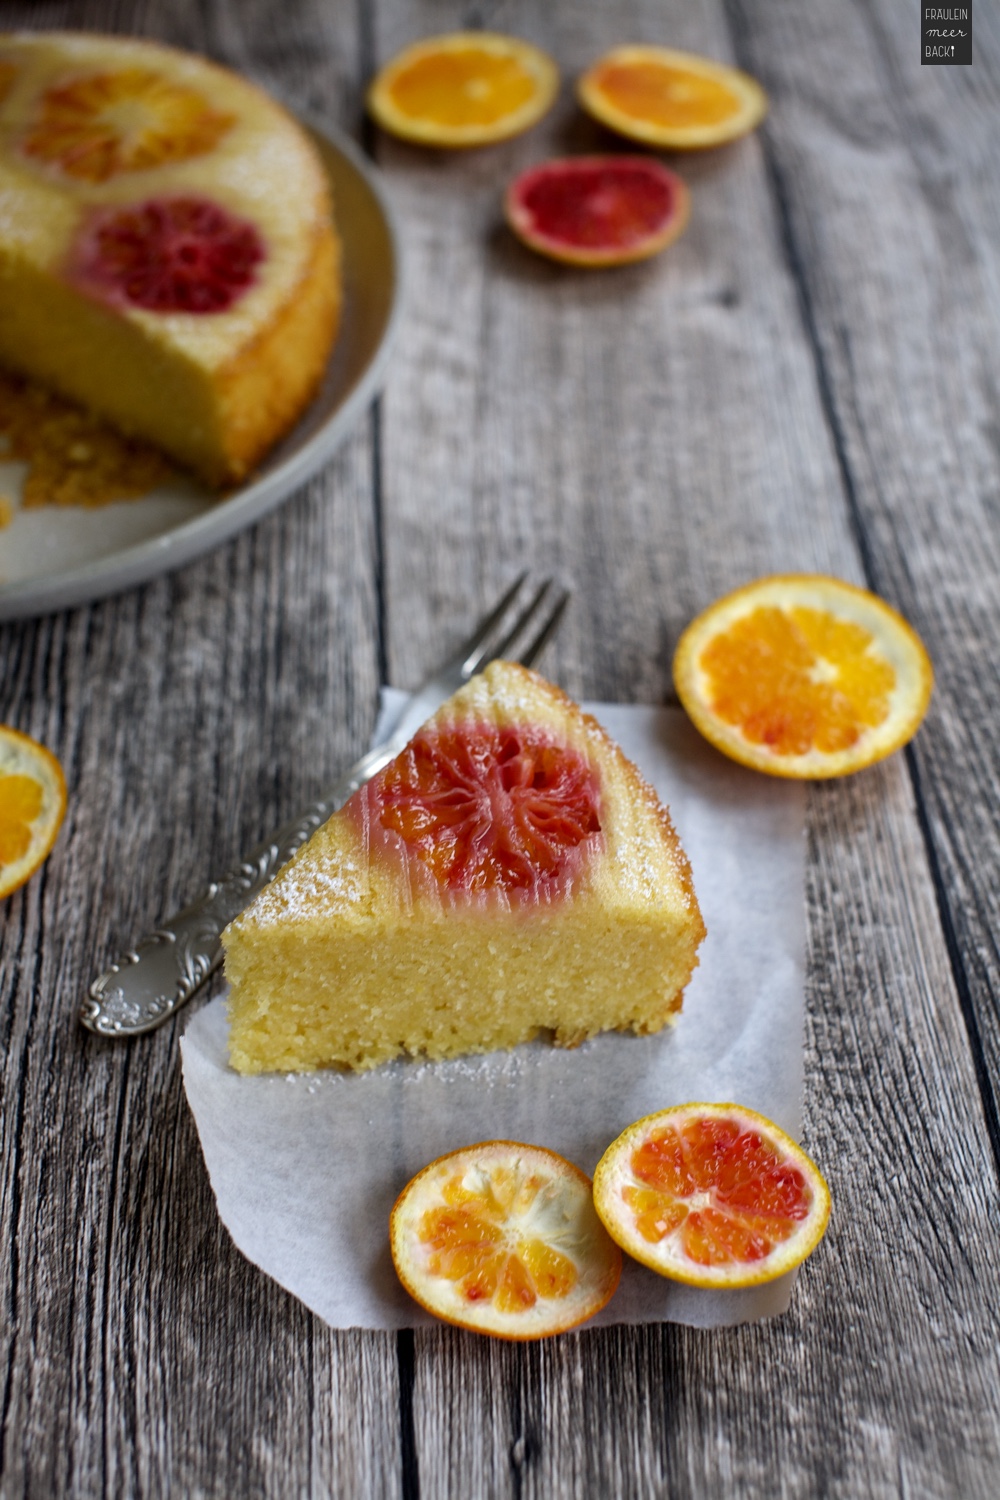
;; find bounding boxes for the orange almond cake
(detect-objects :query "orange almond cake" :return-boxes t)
[0,31,341,487]
[223,662,705,1074]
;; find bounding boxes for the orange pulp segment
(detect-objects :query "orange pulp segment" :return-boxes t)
[21,67,234,181]
[390,1141,621,1337]
[593,1103,831,1287]
[578,45,767,149]
[367,33,558,147]
[0,726,67,898]
[673,574,933,778]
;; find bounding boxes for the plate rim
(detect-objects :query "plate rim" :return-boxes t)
[0,116,403,622]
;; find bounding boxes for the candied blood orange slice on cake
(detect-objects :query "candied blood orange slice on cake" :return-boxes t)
[70,197,265,313]
[20,67,234,181]
[367,32,558,147]
[505,156,690,268]
[0,726,67,899]
[391,1141,622,1337]
[578,45,767,150]
[673,574,933,778]
[593,1103,830,1288]
[365,719,602,901]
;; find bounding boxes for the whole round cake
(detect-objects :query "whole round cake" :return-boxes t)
[0,31,341,486]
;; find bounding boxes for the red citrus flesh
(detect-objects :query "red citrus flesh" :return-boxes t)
[70,196,264,314]
[626,1114,812,1264]
[505,155,690,267]
[361,720,603,902]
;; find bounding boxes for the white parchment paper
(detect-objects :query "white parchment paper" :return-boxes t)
[182,697,806,1329]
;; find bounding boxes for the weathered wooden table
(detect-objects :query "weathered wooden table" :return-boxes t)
[2,1,998,1494]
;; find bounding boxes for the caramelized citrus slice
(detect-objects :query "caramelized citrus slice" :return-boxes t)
[593,1103,830,1288]
[578,45,767,150]
[21,67,234,181]
[391,1141,621,1337]
[673,574,933,778]
[71,196,264,314]
[364,719,602,901]
[505,155,689,268]
[0,726,67,899]
[367,32,558,147]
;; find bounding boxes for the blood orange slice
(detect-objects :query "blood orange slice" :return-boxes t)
[364,718,602,902]
[21,67,234,181]
[390,1141,622,1337]
[367,33,558,148]
[578,45,767,150]
[505,156,690,268]
[0,726,67,899]
[593,1103,830,1288]
[673,574,934,778]
[70,196,265,314]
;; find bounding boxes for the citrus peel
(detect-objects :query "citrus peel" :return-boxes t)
[367,33,558,148]
[578,45,767,150]
[390,1141,621,1337]
[673,574,933,778]
[593,1103,830,1288]
[0,726,67,898]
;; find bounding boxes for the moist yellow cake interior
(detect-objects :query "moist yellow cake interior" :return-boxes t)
[223,663,705,1074]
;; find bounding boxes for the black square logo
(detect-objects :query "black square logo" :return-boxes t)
[922,4,972,64]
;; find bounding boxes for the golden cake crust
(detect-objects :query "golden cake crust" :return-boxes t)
[0,31,341,485]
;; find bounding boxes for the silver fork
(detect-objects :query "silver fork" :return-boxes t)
[81,575,570,1039]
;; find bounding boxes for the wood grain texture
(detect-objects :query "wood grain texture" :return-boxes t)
[1,0,999,1495]
[724,0,1000,1162]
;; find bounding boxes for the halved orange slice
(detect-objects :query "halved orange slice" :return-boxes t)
[505,155,690,268]
[0,726,67,898]
[390,1141,621,1338]
[593,1103,830,1288]
[673,574,933,778]
[367,32,558,147]
[578,45,767,150]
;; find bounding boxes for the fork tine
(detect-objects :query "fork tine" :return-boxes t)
[484,578,555,664]
[438,571,529,676]
[514,588,570,670]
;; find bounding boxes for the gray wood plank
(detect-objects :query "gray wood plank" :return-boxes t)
[722,0,1000,1159]
[0,5,400,1497]
[369,0,1000,1494]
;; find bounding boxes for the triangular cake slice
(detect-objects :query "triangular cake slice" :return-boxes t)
[223,662,705,1073]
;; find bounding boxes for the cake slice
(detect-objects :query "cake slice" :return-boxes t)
[223,662,705,1073]
[0,31,340,486]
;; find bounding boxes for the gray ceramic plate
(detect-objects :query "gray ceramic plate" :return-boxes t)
[0,120,402,621]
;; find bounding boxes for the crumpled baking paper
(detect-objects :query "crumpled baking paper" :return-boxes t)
[182,695,805,1329]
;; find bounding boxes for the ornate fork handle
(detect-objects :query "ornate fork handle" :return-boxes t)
[81,743,395,1038]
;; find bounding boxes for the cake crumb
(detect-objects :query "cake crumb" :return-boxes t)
[0,371,175,509]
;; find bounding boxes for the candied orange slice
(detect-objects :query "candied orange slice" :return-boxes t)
[593,1103,830,1288]
[578,45,767,150]
[21,67,234,181]
[673,574,933,778]
[0,726,67,899]
[367,32,558,147]
[366,719,601,900]
[390,1141,621,1337]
